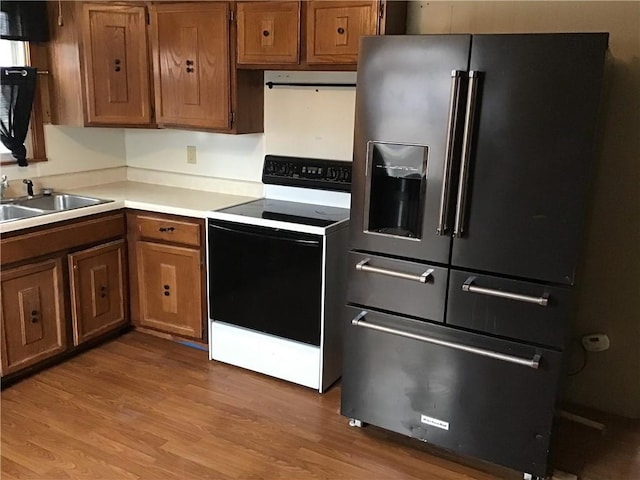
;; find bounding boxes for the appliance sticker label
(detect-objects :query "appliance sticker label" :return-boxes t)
[421,414,449,431]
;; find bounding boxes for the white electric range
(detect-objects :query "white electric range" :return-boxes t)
[206,155,352,392]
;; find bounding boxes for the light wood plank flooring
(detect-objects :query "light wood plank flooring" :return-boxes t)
[1,331,638,479]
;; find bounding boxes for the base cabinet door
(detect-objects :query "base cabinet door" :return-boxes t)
[0,259,67,376]
[136,241,202,338]
[69,240,127,346]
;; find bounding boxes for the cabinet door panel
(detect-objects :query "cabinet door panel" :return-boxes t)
[0,259,66,376]
[82,5,151,125]
[237,1,300,64]
[69,240,127,346]
[151,3,231,129]
[136,241,202,338]
[307,1,378,64]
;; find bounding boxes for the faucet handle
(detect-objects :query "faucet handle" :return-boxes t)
[23,178,34,197]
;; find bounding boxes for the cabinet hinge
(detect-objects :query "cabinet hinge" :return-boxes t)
[145,11,150,25]
[230,111,235,127]
[378,0,385,18]
[229,9,234,23]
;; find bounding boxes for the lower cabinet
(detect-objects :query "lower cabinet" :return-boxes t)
[69,240,127,346]
[128,211,206,340]
[0,211,128,380]
[136,241,202,338]
[0,259,67,376]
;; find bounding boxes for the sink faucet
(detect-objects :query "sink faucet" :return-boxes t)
[1,175,8,199]
[23,178,34,197]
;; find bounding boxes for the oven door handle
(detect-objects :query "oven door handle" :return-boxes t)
[208,223,321,246]
[351,311,541,369]
[356,258,434,283]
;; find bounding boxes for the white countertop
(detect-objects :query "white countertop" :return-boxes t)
[0,181,260,234]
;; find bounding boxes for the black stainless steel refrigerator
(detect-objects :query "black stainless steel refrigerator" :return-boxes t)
[341,33,608,478]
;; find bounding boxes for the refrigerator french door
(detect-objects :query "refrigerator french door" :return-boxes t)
[343,33,608,478]
[349,33,607,284]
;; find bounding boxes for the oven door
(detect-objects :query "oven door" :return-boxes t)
[208,220,323,346]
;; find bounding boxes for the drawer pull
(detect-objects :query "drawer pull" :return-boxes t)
[352,311,541,369]
[356,258,434,284]
[158,226,176,233]
[462,277,549,306]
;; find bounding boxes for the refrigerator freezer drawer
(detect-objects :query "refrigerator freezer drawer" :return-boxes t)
[340,307,563,477]
[447,270,572,349]
[347,251,448,322]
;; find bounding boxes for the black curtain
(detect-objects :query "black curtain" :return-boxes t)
[0,1,50,42]
[1,67,37,167]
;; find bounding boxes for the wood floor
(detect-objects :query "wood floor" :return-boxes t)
[1,331,638,480]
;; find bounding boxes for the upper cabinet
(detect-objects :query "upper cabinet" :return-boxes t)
[306,1,379,65]
[150,2,262,133]
[47,2,153,127]
[81,4,152,125]
[236,1,301,65]
[47,1,263,134]
[235,1,407,69]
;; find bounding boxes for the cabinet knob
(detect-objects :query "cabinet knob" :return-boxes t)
[114,59,121,72]
[115,66,121,72]
[186,67,194,73]
[100,285,107,298]
[159,226,176,232]
[262,30,270,37]
[337,27,345,35]
[31,310,39,323]
[164,291,170,297]
[186,60,194,66]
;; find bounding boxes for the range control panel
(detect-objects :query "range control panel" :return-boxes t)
[263,155,352,192]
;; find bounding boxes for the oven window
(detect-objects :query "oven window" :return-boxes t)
[208,220,323,346]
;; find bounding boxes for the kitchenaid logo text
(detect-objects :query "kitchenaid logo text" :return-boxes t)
[421,414,449,430]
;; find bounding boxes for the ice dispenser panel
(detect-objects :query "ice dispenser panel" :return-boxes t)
[364,141,428,239]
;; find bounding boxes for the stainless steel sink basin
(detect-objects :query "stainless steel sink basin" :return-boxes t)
[0,204,47,222]
[15,193,111,211]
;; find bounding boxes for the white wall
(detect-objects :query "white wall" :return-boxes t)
[124,71,357,184]
[0,125,126,195]
[264,71,356,161]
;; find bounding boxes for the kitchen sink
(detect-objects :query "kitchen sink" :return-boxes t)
[15,193,111,211]
[0,204,47,222]
[0,193,113,223]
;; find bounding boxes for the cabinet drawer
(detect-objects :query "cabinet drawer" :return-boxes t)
[447,270,572,349]
[347,251,447,322]
[341,306,562,477]
[135,215,201,247]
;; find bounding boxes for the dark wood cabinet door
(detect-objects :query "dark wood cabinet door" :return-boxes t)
[69,240,127,346]
[136,241,203,339]
[237,1,300,65]
[0,259,66,376]
[82,4,152,125]
[151,2,231,130]
[306,1,378,64]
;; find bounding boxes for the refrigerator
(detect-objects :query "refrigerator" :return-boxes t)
[341,34,608,478]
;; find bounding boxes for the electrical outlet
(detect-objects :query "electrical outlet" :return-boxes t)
[581,333,610,352]
[186,145,197,164]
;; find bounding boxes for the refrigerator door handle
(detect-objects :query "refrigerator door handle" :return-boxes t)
[437,70,464,235]
[356,258,434,283]
[462,277,550,306]
[352,312,541,369]
[453,70,481,238]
